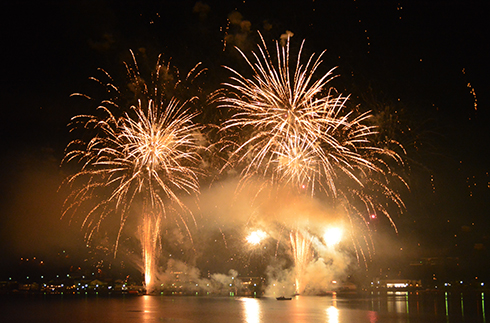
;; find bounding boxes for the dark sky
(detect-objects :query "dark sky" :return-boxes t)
[0,0,489,278]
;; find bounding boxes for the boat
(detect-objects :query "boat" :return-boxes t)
[276,296,292,300]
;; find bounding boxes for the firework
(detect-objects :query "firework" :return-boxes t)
[62,51,204,292]
[220,33,401,195]
[323,227,342,248]
[290,230,313,294]
[220,33,407,269]
[140,211,161,290]
[246,230,267,245]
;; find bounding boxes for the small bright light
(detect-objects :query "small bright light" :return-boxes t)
[324,228,342,247]
[246,230,267,245]
[386,283,408,288]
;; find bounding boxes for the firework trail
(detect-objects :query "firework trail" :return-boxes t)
[290,230,313,294]
[219,33,408,278]
[62,50,204,292]
[140,210,161,290]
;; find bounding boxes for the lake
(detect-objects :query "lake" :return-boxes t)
[1,291,487,322]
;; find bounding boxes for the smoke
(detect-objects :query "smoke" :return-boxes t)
[151,259,243,295]
[280,30,294,47]
[224,11,253,52]
[263,230,353,296]
[141,177,358,296]
[303,249,353,294]
[0,147,84,258]
[263,258,296,296]
[193,2,210,20]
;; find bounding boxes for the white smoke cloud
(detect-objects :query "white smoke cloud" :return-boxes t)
[151,259,243,295]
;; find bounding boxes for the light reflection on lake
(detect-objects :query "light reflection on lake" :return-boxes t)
[1,291,488,322]
[241,297,261,323]
[326,305,339,323]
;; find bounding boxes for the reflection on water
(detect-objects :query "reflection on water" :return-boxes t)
[141,295,152,322]
[361,291,488,322]
[483,293,487,323]
[326,306,339,323]
[366,310,378,323]
[386,291,409,314]
[241,297,261,323]
[1,291,488,323]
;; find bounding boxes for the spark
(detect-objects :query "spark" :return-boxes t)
[467,82,477,111]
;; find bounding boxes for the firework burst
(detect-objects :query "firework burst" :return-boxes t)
[246,229,267,245]
[62,50,204,292]
[220,33,393,195]
[220,33,408,267]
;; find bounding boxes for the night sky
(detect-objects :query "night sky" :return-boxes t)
[0,0,489,280]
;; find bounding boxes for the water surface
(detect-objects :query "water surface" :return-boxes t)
[1,291,487,322]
